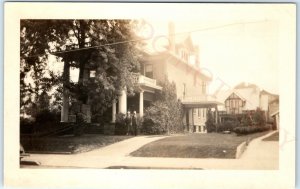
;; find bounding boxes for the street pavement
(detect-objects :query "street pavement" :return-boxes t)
[21,131,279,170]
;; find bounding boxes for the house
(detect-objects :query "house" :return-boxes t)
[269,98,279,129]
[60,22,222,133]
[113,22,222,133]
[216,82,279,123]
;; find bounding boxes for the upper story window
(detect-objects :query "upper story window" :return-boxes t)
[180,49,189,62]
[145,64,153,79]
[90,70,96,78]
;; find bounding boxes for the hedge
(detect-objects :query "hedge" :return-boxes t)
[217,120,240,132]
[233,125,271,135]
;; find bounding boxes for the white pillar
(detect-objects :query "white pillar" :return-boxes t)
[112,99,116,123]
[118,89,127,114]
[139,91,144,118]
[61,89,69,122]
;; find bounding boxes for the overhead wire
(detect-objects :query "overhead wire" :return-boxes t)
[22,19,268,59]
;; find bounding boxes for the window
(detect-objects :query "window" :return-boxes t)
[183,83,186,97]
[90,70,96,78]
[145,65,153,78]
[198,108,201,117]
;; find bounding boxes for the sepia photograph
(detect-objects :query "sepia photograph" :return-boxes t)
[4,2,296,189]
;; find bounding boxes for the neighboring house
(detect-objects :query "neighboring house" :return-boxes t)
[269,98,279,129]
[216,82,279,123]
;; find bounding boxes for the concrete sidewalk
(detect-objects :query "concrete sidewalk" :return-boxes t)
[22,131,279,170]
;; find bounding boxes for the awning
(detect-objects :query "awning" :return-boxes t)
[181,101,223,108]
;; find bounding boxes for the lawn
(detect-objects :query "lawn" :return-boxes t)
[130,131,270,159]
[262,131,279,141]
[21,134,132,154]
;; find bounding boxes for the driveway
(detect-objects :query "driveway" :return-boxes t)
[22,131,279,170]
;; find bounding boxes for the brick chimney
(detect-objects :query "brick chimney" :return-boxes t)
[168,22,176,53]
[194,45,200,67]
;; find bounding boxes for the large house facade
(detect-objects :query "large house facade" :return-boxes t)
[61,22,222,133]
[111,22,221,133]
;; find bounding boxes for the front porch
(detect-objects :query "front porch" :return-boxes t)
[181,95,223,133]
[111,73,162,122]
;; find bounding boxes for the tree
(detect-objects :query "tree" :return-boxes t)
[205,108,216,132]
[20,20,143,119]
[142,80,184,134]
[252,108,266,126]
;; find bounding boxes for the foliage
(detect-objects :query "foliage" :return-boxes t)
[20,19,144,120]
[252,108,266,126]
[233,125,271,135]
[142,81,184,134]
[32,109,61,134]
[20,117,35,134]
[217,120,241,132]
[74,112,88,136]
[205,109,216,133]
[115,113,127,135]
[241,113,253,127]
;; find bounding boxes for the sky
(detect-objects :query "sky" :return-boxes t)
[137,4,291,95]
[43,4,295,95]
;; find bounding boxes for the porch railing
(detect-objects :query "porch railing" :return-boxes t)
[132,73,157,86]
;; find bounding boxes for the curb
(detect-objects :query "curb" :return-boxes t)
[235,141,247,159]
[236,131,277,159]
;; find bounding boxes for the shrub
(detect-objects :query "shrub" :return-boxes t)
[252,108,266,126]
[217,120,240,132]
[205,109,215,132]
[233,125,271,135]
[114,113,127,135]
[241,114,252,127]
[141,80,184,135]
[20,117,35,134]
[142,117,167,135]
[74,112,88,136]
[33,110,60,134]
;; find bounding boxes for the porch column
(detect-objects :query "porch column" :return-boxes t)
[112,99,116,123]
[61,87,69,122]
[118,89,127,114]
[139,90,144,118]
[61,60,70,122]
[215,106,218,124]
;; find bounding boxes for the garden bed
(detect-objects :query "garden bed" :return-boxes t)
[130,131,270,159]
[21,134,132,154]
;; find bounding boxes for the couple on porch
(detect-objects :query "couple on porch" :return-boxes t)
[125,111,138,136]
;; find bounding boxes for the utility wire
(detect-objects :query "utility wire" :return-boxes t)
[22,19,268,59]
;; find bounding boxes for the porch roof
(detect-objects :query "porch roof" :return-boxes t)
[181,100,223,108]
[180,95,223,108]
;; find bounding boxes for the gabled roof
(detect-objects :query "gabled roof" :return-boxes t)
[215,87,260,110]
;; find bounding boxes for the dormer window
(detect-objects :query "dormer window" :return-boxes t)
[145,64,153,79]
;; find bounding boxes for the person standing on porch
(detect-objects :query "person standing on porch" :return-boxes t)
[132,111,138,136]
[125,111,132,135]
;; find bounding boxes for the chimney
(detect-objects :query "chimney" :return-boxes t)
[194,45,200,67]
[168,22,175,53]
